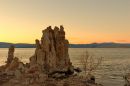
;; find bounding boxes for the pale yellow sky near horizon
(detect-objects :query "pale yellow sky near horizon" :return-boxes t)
[0,0,130,44]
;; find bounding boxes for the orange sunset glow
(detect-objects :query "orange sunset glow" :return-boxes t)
[0,0,130,44]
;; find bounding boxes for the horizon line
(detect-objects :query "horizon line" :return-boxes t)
[1,41,130,44]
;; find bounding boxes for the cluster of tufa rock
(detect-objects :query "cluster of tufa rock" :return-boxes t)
[0,26,103,86]
[30,25,72,73]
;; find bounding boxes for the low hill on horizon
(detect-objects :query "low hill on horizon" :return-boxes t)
[0,42,35,48]
[70,42,130,48]
[0,42,130,48]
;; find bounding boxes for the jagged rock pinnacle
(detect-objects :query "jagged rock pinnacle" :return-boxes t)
[30,25,72,73]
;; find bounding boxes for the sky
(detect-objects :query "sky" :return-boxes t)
[0,0,130,44]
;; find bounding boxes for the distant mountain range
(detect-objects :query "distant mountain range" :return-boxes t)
[0,42,35,48]
[70,42,130,48]
[0,42,130,48]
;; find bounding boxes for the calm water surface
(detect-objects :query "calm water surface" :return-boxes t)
[0,48,130,86]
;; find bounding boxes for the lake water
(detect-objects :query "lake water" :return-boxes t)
[0,48,130,86]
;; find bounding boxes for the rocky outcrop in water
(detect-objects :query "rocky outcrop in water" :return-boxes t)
[7,45,15,65]
[30,25,72,73]
[0,26,103,86]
